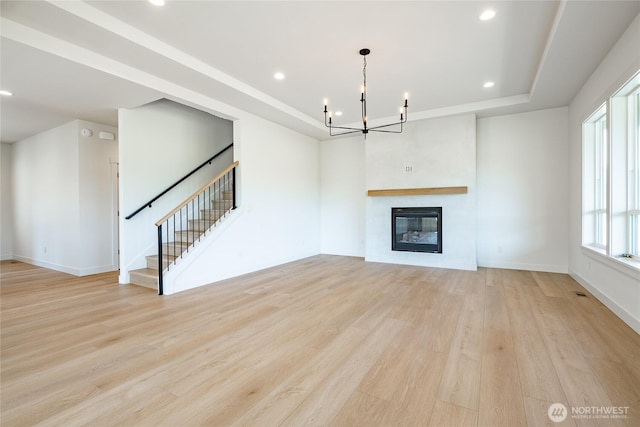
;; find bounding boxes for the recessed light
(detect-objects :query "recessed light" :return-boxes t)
[274,72,285,80]
[480,9,496,21]
[0,90,13,96]
[148,0,165,6]
[483,81,495,88]
[335,111,343,116]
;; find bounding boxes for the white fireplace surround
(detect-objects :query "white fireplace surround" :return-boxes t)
[366,194,477,270]
[364,114,477,271]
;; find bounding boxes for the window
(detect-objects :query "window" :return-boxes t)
[583,70,640,267]
[583,104,607,250]
[629,89,640,256]
[594,111,608,248]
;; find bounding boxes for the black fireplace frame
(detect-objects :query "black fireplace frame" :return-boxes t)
[391,207,443,253]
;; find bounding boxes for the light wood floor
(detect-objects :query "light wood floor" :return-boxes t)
[1,256,639,426]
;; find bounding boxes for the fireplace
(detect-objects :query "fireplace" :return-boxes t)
[392,207,442,253]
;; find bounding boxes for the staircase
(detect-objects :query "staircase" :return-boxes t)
[129,190,234,290]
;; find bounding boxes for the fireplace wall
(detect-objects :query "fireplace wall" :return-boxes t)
[364,114,477,271]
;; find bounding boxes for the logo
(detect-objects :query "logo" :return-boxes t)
[548,403,630,422]
[548,403,568,423]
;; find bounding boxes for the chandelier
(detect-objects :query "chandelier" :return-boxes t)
[323,48,408,138]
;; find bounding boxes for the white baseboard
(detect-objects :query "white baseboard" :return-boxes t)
[11,256,116,277]
[570,270,640,335]
[478,260,568,273]
[364,255,477,272]
[13,256,80,275]
[77,265,118,276]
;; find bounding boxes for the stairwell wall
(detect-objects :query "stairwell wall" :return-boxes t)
[162,115,321,294]
[118,99,233,284]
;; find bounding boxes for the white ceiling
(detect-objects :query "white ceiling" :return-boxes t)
[1,0,639,143]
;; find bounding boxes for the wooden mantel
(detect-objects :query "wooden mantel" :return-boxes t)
[367,186,468,197]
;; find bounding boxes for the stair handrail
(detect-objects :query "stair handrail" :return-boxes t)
[155,161,239,227]
[155,161,238,295]
[125,142,233,220]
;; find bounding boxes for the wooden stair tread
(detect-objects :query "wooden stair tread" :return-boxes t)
[162,241,190,247]
[146,254,177,270]
[129,268,158,290]
[146,254,177,261]
[130,267,157,276]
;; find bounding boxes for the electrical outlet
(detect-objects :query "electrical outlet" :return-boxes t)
[405,166,413,173]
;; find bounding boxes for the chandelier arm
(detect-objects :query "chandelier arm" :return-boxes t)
[327,124,367,132]
[370,128,403,134]
[330,128,365,137]
[367,121,405,131]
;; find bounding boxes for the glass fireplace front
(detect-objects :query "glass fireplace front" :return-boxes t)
[392,207,442,253]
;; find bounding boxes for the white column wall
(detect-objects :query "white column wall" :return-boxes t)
[365,114,477,270]
[78,120,118,274]
[1,143,13,260]
[320,138,366,257]
[477,107,569,273]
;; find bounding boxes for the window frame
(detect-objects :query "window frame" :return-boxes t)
[582,70,640,273]
[593,111,608,249]
[627,88,640,257]
[583,103,608,252]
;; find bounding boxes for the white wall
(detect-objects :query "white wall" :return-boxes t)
[78,120,120,272]
[10,120,117,275]
[568,13,640,333]
[320,138,366,256]
[162,115,320,294]
[477,107,569,273]
[319,110,573,275]
[1,143,13,259]
[365,114,477,270]
[118,99,233,283]
[319,115,478,270]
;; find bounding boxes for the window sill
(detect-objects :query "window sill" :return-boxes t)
[581,245,640,280]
